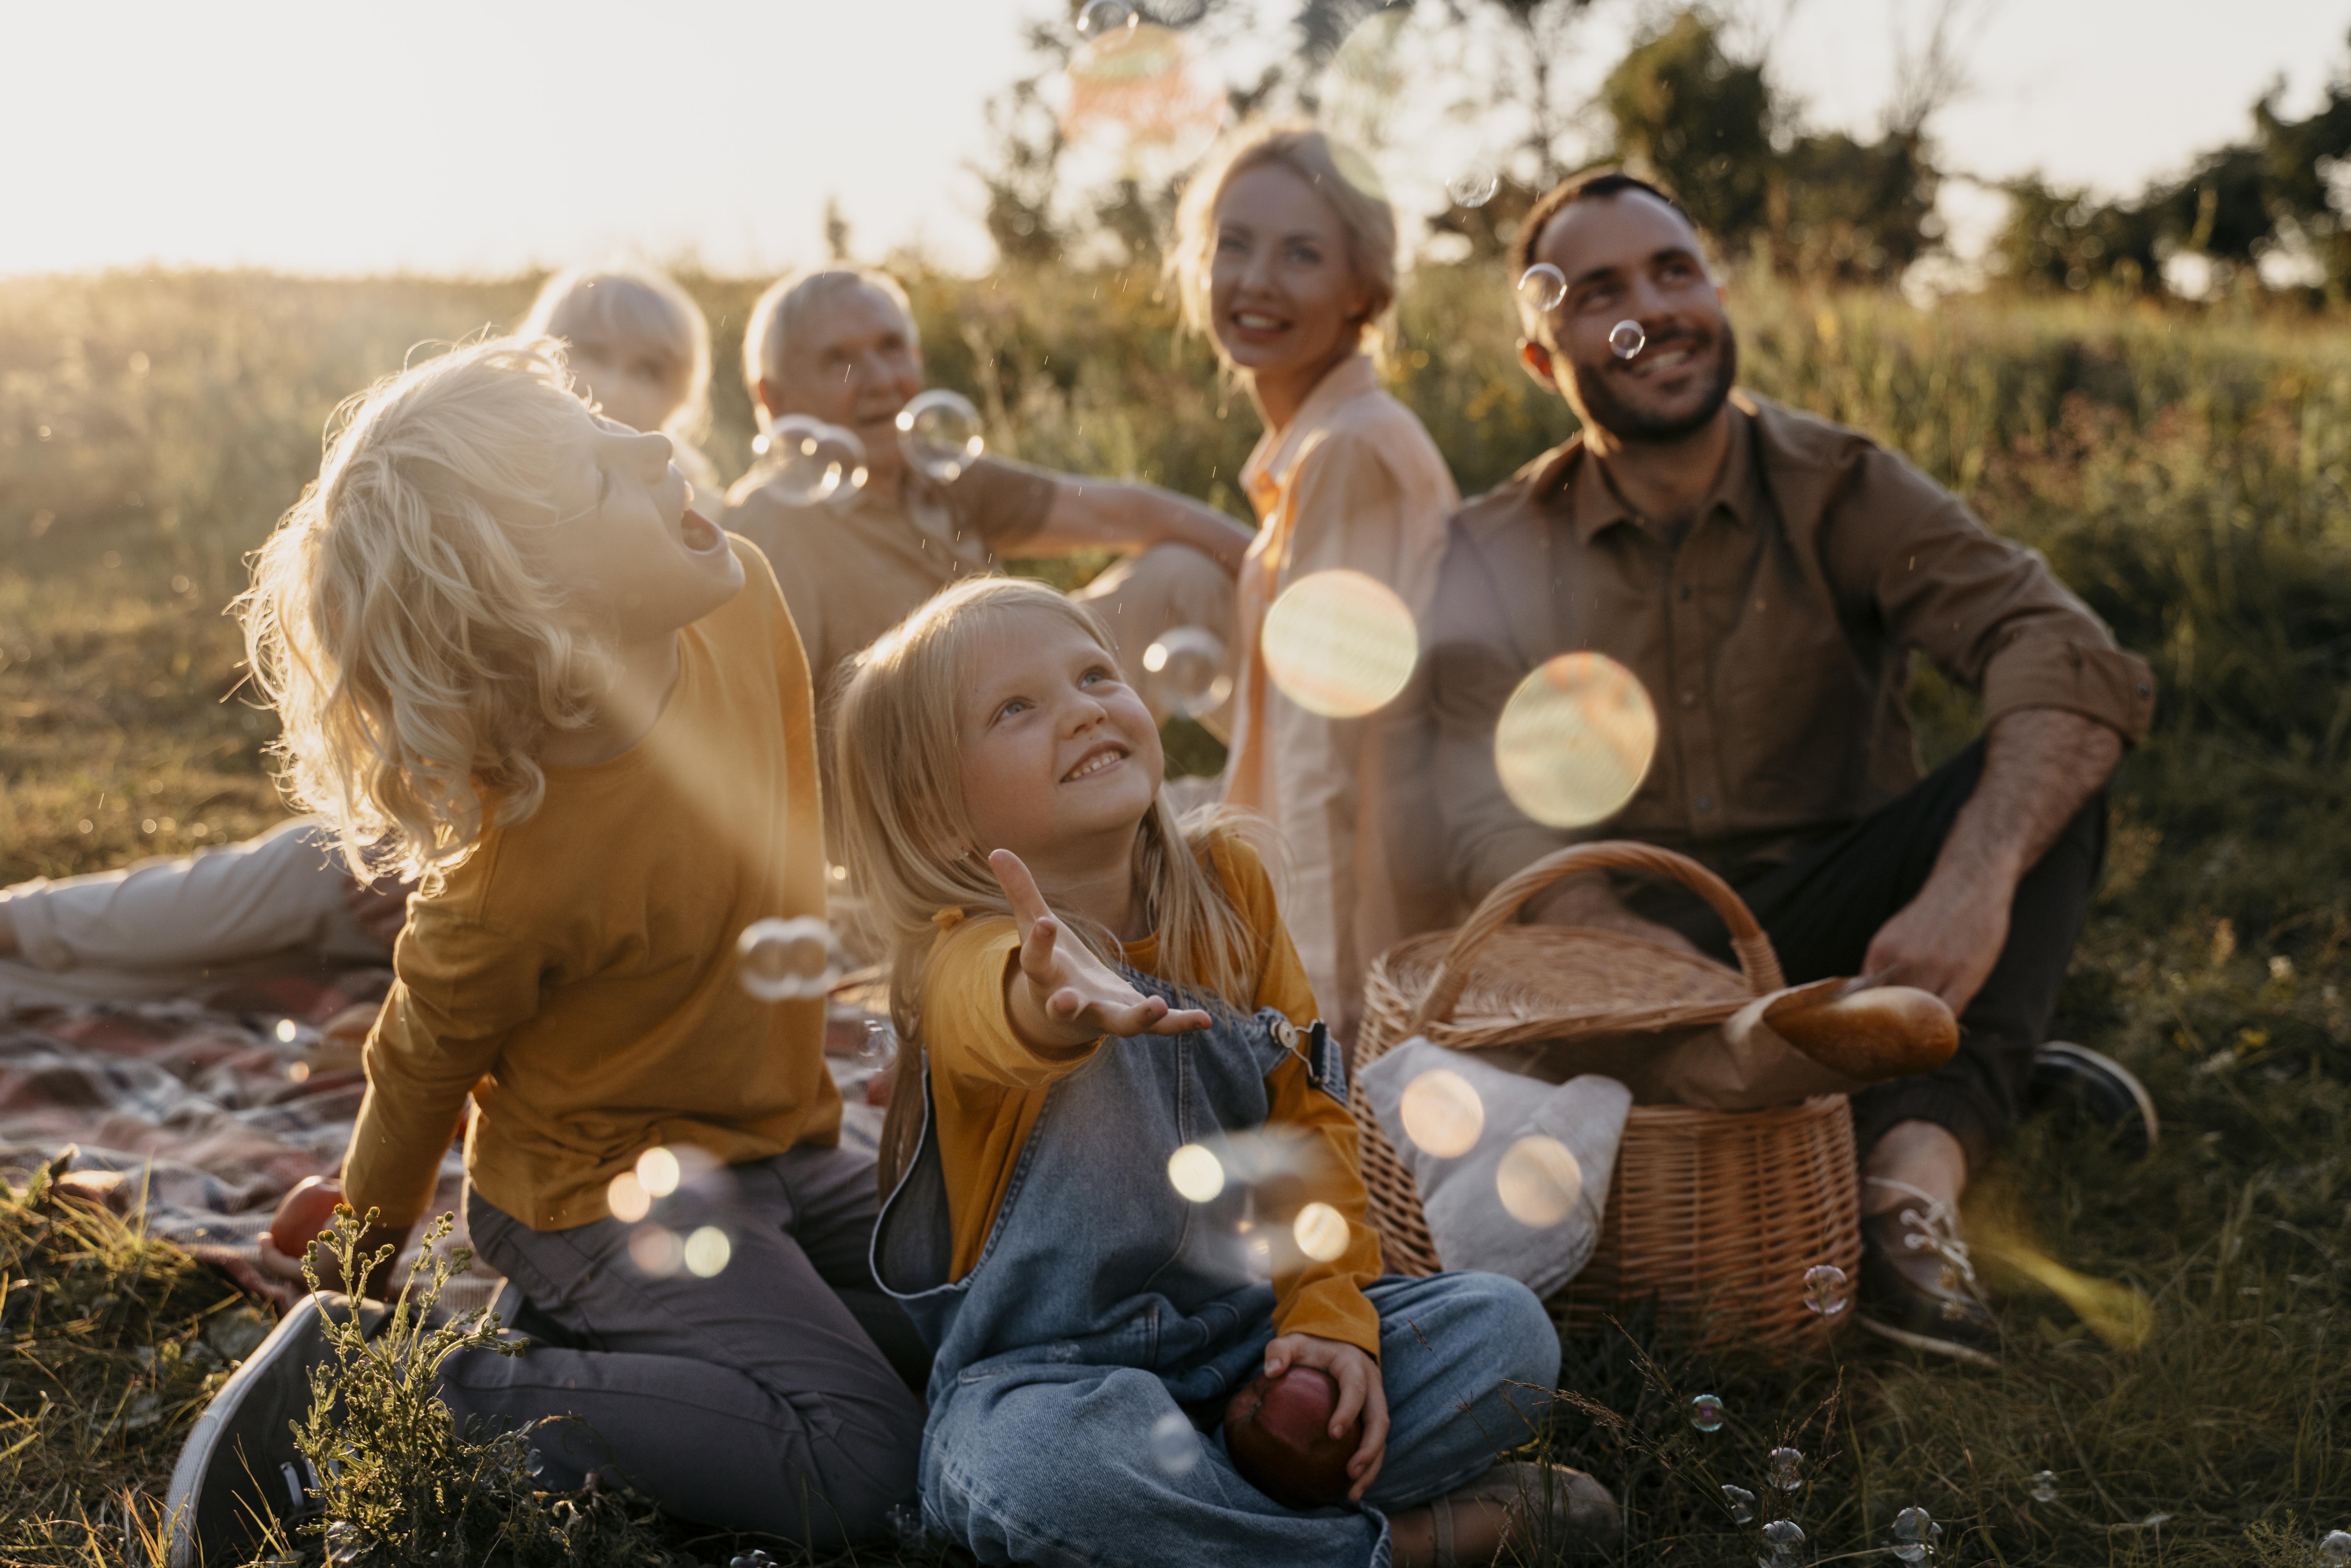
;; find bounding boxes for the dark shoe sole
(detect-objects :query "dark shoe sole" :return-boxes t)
[164,1294,372,1568]
[2030,1041,2159,1157]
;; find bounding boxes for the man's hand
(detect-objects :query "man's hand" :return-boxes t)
[1262,1333,1389,1500]
[1862,708,2121,1019]
[341,874,416,949]
[1862,876,2010,1016]
[987,850,1213,1049]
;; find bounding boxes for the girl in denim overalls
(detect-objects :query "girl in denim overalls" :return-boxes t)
[834,577,1618,1566]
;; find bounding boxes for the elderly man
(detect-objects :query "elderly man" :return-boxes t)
[723,267,1250,743]
[1420,171,2157,1365]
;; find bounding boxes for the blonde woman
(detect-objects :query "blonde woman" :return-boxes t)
[1173,121,1460,1043]
[520,264,724,499]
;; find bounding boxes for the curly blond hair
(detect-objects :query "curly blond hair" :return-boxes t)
[236,336,608,882]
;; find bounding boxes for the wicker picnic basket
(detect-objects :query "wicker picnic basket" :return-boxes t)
[1350,841,1859,1360]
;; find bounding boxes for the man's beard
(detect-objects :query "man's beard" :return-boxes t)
[1569,320,1739,444]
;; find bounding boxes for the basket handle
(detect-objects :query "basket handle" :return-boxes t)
[1408,840,1785,1033]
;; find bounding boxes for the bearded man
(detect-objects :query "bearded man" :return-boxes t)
[1419,170,2157,1364]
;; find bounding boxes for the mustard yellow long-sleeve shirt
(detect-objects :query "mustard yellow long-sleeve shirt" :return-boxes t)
[341,539,838,1232]
[921,836,1385,1358]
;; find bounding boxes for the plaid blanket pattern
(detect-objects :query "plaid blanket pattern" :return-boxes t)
[2,965,889,1319]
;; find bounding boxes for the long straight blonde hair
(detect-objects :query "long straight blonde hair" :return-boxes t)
[834,576,1264,1193]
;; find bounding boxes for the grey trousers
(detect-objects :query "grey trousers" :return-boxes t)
[444,1144,929,1548]
[0,817,387,1009]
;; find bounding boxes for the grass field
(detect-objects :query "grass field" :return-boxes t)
[3,261,2348,1565]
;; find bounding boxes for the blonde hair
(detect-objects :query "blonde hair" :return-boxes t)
[836,576,1261,1192]
[237,336,607,883]
[741,266,920,401]
[521,265,713,446]
[1172,119,1400,369]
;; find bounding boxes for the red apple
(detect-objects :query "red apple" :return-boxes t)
[269,1176,347,1258]
[1223,1366,1361,1508]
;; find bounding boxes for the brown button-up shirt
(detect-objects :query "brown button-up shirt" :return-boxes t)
[1422,394,2156,903]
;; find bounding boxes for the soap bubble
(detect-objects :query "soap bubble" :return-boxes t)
[1688,1393,1725,1433]
[813,424,870,511]
[1495,1135,1584,1227]
[1168,1143,1226,1203]
[887,1505,927,1555]
[1609,319,1647,359]
[627,1224,683,1278]
[1446,163,1500,208]
[1517,263,1567,314]
[2319,1530,2351,1565]
[857,1020,899,1071]
[1892,1506,1935,1563]
[1141,626,1232,718]
[1148,1408,1198,1473]
[1758,1518,1805,1568]
[1721,1484,1756,1524]
[1076,0,1138,38]
[1260,569,1418,718]
[730,1552,774,1568]
[606,1171,651,1224]
[1398,1068,1484,1158]
[1293,1201,1351,1263]
[1767,1446,1804,1492]
[682,1225,732,1279]
[737,916,839,1002]
[1494,652,1658,828]
[2028,1469,2058,1503]
[752,415,848,505]
[897,389,986,483]
[1801,1263,1850,1316]
[1060,17,1225,170]
[636,1146,681,1199]
[325,1522,364,1566]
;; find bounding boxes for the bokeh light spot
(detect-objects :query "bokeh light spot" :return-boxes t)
[1260,569,1417,718]
[1494,652,1658,828]
[1495,1135,1583,1227]
[1398,1069,1484,1158]
[1292,1202,1351,1263]
[683,1226,732,1278]
[606,1171,652,1224]
[636,1146,681,1199]
[1167,1143,1225,1203]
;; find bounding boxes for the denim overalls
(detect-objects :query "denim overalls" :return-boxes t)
[874,981,1560,1568]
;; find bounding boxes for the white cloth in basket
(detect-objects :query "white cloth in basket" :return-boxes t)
[1358,1037,1632,1298]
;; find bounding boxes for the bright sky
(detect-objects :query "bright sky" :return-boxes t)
[6,0,2346,279]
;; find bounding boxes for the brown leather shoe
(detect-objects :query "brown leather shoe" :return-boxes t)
[1856,1180,2001,1369]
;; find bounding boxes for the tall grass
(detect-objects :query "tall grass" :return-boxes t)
[3,263,2348,1562]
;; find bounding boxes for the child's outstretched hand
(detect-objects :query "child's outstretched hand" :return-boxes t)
[989,849,1213,1049]
[1263,1333,1390,1500]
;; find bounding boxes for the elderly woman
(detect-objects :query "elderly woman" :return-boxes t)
[1171,120,1460,1042]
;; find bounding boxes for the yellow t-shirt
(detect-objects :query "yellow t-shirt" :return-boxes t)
[920,836,1384,1358]
[341,538,837,1232]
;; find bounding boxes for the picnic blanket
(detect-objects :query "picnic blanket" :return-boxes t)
[1,966,888,1318]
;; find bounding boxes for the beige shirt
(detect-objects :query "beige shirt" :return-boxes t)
[1220,355,1461,1041]
[1422,394,2158,904]
[723,455,1058,700]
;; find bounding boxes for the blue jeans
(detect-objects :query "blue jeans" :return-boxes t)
[920,1271,1560,1568]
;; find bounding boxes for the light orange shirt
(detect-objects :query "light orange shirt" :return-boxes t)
[919,836,1384,1358]
[1222,354,1461,1042]
[342,538,837,1232]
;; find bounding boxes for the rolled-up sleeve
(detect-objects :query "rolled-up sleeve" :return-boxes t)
[1837,451,2156,743]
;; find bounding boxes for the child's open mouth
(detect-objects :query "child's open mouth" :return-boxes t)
[679,508,726,555]
[1061,745,1128,783]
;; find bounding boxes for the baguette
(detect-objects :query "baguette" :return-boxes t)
[1767,985,1960,1081]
